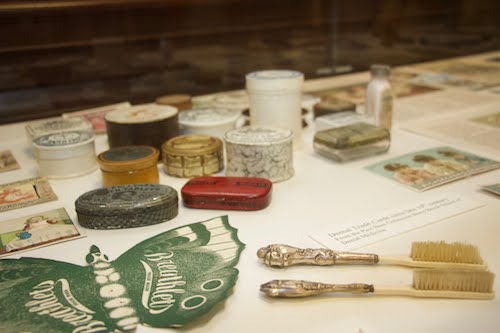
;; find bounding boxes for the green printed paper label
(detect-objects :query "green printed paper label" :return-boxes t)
[0,215,245,332]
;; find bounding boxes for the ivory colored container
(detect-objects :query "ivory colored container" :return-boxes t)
[246,70,304,148]
[179,108,241,138]
[33,130,98,178]
[97,146,160,186]
[224,126,294,183]
[105,103,179,151]
[162,135,224,178]
[26,116,92,143]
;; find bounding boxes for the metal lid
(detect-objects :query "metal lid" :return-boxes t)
[162,135,223,156]
[314,122,390,150]
[105,103,178,124]
[75,184,178,214]
[224,126,293,146]
[246,70,304,92]
[26,116,92,139]
[179,108,241,127]
[97,146,159,172]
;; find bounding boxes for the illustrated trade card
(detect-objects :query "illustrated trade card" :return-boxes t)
[0,150,20,173]
[0,208,83,257]
[0,177,58,212]
[482,184,500,196]
[63,102,131,133]
[365,146,500,191]
[471,112,500,129]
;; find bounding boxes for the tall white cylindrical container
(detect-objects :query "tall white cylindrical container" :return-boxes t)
[246,70,304,148]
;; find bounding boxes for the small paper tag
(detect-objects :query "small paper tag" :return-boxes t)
[309,192,483,251]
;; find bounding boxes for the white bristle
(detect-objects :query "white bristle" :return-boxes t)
[411,241,483,264]
[413,269,495,293]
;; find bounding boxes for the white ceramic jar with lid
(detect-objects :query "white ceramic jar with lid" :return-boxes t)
[25,116,92,144]
[246,70,304,148]
[179,108,241,138]
[33,130,98,178]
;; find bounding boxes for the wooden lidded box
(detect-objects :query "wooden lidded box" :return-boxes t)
[33,130,98,178]
[97,146,160,187]
[162,135,224,178]
[75,184,178,229]
[313,122,390,162]
[105,103,179,151]
[181,176,272,211]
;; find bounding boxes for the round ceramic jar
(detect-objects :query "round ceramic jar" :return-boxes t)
[97,146,160,187]
[105,103,179,151]
[156,94,192,111]
[75,184,178,229]
[162,135,224,178]
[246,70,304,148]
[224,126,294,183]
[179,108,241,138]
[25,116,93,143]
[33,130,97,179]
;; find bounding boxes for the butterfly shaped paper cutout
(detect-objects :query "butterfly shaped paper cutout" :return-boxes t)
[0,215,245,333]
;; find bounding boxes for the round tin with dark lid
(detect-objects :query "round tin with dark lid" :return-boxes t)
[75,184,178,229]
[181,176,272,211]
[105,103,179,151]
[97,146,160,186]
[162,135,224,178]
[156,94,192,111]
[33,130,97,178]
[224,126,294,183]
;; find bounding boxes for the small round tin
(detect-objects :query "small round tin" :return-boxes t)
[26,116,93,143]
[224,126,294,183]
[179,108,241,138]
[156,94,192,111]
[162,135,224,178]
[33,130,97,178]
[75,184,178,229]
[105,103,179,151]
[97,146,160,187]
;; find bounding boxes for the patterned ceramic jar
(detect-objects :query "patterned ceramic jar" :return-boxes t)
[224,126,294,183]
[33,130,97,178]
[162,135,224,178]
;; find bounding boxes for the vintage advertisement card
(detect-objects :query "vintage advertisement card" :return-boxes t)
[0,177,58,212]
[482,183,500,196]
[0,215,244,331]
[365,146,500,191]
[0,208,83,257]
[0,150,20,173]
[313,81,440,105]
[63,101,131,133]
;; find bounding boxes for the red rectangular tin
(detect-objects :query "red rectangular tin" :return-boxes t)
[181,176,272,211]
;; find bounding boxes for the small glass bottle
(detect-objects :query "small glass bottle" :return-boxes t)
[365,64,393,130]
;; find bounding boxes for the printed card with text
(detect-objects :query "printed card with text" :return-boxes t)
[0,177,58,212]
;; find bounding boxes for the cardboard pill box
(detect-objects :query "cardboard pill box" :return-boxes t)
[75,184,178,229]
[181,176,272,211]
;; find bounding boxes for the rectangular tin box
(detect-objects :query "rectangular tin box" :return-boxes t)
[181,176,272,211]
[313,122,390,162]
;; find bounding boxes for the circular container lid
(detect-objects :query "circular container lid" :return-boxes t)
[246,70,304,92]
[33,130,95,149]
[75,184,178,214]
[156,94,192,107]
[27,117,92,137]
[179,108,241,128]
[97,145,159,172]
[162,135,223,156]
[224,126,293,146]
[213,91,249,110]
[105,103,178,124]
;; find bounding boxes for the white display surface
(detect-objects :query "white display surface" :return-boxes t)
[1,67,500,333]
